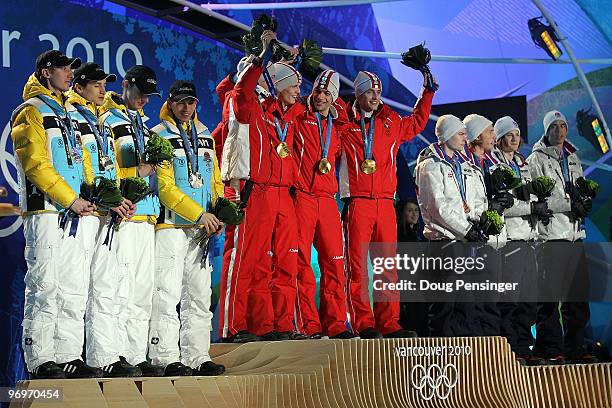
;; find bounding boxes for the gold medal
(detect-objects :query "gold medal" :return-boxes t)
[360,159,377,174]
[318,158,332,174]
[463,202,471,214]
[276,142,290,158]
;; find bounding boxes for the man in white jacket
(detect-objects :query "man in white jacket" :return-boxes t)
[527,110,595,364]
[415,114,488,337]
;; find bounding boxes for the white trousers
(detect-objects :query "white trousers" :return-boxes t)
[80,215,123,367]
[114,221,155,365]
[148,227,213,368]
[22,213,88,371]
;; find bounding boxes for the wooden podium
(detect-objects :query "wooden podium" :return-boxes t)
[10,337,612,407]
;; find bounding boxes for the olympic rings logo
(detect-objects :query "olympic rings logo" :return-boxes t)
[410,363,458,400]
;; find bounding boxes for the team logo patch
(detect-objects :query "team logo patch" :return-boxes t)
[25,338,33,346]
[151,337,159,345]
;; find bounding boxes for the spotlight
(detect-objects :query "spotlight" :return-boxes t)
[528,17,563,61]
[576,108,610,154]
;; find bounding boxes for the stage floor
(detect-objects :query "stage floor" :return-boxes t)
[10,337,612,407]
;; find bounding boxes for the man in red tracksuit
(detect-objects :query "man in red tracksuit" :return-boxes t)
[340,70,435,339]
[218,31,301,342]
[292,70,356,339]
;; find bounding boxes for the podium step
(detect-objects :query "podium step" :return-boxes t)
[11,337,612,407]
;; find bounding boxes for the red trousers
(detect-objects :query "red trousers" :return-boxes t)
[218,184,298,337]
[343,197,402,335]
[294,192,347,337]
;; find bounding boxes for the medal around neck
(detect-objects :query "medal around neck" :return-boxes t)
[360,159,376,174]
[102,155,115,171]
[189,172,204,189]
[318,158,331,174]
[277,142,290,158]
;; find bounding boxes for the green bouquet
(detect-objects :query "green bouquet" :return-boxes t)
[479,210,505,236]
[575,177,599,199]
[491,166,523,193]
[120,177,153,204]
[243,14,289,62]
[81,177,124,210]
[195,198,245,247]
[295,39,323,73]
[527,176,556,200]
[145,133,175,165]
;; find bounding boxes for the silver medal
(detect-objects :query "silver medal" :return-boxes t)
[189,172,203,189]
[102,155,115,171]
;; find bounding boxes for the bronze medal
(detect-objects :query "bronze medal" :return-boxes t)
[276,142,290,158]
[360,159,377,174]
[463,202,471,214]
[318,158,332,174]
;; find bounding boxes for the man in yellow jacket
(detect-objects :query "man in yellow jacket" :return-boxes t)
[66,62,141,377]
[99,65,163,377]
[149,80,225,376]
[11,50,101,379]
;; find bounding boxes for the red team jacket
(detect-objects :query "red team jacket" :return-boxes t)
[211,73,235,164]
[293,98,348,198]
[339,89,434,199]
[231,61,298,187]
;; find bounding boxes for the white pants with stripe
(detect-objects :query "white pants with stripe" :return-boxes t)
[22,213,88,371]
[148,227,213,369]
[114,221,155,365]
[80,215,123,367]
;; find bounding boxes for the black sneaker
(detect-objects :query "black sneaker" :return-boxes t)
[359,327,383,339]
[545,355,566,365]
[568,353,599,365]
[525,356,546,367]
[193,361,225,376]
[289,332,309,340]
[330,331,360,340]
[226,330,260,343]
[164,362,193,376]
[308,332,323,339]
[516,357,527,366]
[384,329,418,339]
[30,361,66,380]
[58,359,103,379]
[260,331,290,341]
[102,358,142,377]
[136,361,165,377]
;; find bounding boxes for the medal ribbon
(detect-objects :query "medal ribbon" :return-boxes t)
[434,143,467,205]
[315,112,333,160]
[38,95,79,164]
[274,118,288,144]
[127,110,145,162]
[176,119,199,176]
[359,114,376,161]
[74,104,109,157]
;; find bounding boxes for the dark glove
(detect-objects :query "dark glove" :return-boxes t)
[465,224,488,243]
[489,192,514,214]
[570,196,588,218]
[401,43,438,92]
[531,200,553,225]
[514,185,530,202]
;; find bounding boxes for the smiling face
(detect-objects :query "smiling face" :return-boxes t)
[357,88,382,113]
[169,98,197,123]
[547,120,568,147]
[477,125,496,153]
[279,84,300,107]
[75,79,107,106]
[403,201,420,226]
[312,88,333,115]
